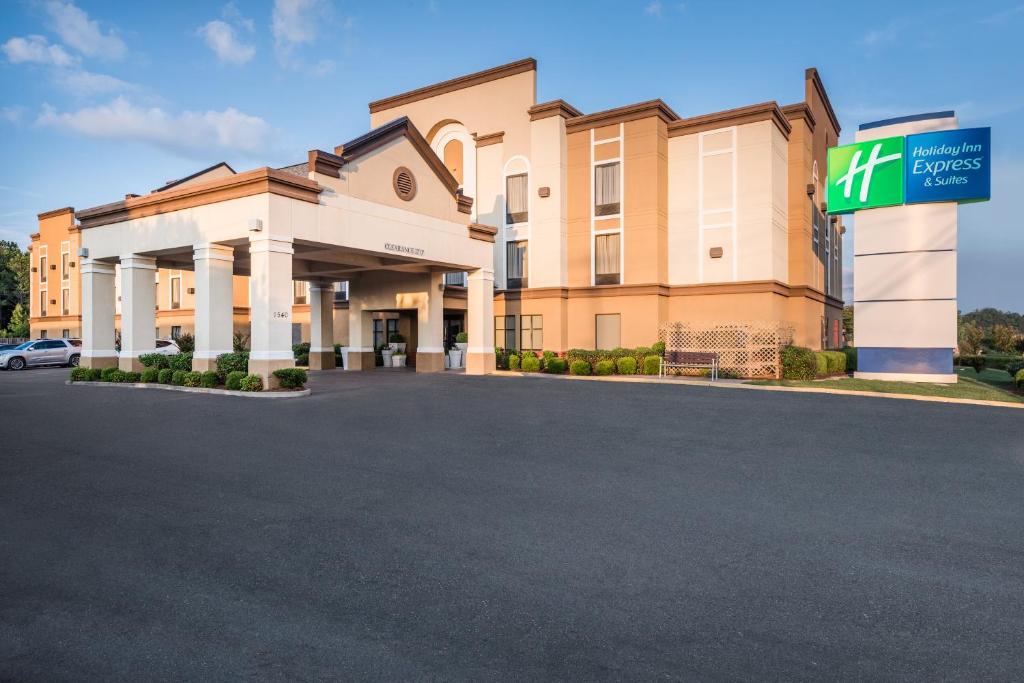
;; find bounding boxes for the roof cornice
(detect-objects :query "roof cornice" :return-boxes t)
[37,206,74,221]
[369,58,536,114]
[805,68,840,134]
[668,101,791,139]
[780,102,817,131]
[528,99,582,121]
[565,99,679,133]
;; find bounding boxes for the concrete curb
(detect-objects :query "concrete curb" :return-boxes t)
[66,381,311,399]
[490,370,1024,410]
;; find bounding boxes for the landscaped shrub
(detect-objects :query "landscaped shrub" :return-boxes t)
[140,368,159,383]
[175,332,195,353]
[813,352,829,378]
[216,352,249,375]
[293,342,311,359]
[842,347,858,372]
[455,331,468,344]
[87,368,102,381]
[121,371,141,383]
[955,355,985,373]
[521,355,541,372]
[616,357,637,375]
[494,348,512,370]
[978,354,1022,371]
[545,358,567,374]
[781,345,817,380]
[295,353,309,367]
[566,344,662,372]
[182,371,202,387]
[1016,368,1024,389]
[643,355,661,375]
[158,368,173,384]
[138,353,170,369]
[652,341,666,356]
[171,370,187,386]
[200,371,219,388]
[508,354,521,370]
[1007,360,1024,378]
[169,352,193,371]
[594,360,615,376]
[70,366,92,382]
[239,374,263,392]
[101,366,120,382]
[822,351,846,375]
[569,360,591,376]
[273,368,308,389]
[225,370,246,391]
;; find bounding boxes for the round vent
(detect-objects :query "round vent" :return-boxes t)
[393,167,417,201]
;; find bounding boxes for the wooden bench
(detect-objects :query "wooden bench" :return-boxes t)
[660,351,720,380]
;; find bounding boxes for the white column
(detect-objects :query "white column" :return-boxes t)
[308,283,336,370]
[118,254,157,371]
[192,243,235,372]
[465,267,495,375]
[415,272,445,372]
[248,235,294,387]
[80,258,117,369]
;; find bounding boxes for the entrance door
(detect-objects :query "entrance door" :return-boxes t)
[373,318,400,366]
[443,313,464,351]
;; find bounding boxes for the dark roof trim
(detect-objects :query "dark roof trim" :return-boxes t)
[805,68,841,134]
[668,101,791,139]
[528,99,582,121]
[153,161,236,193]
[565,99,679,133]
[859,110,955,131]
[369,58,536,114]
[37,206,74,220]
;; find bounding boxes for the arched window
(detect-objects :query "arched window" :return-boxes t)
[443,139,464,186]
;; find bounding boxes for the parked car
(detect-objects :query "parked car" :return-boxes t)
[0,343,20,352]
[0,338,81,370]
[153,339,181,356]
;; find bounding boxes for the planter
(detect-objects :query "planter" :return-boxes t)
[444,352,452,369]
[454,342,468,368]
[392,355,407,368]
[448,348,463,368]
[388,342,407,353]
[381,349,394,366]
[338,346,350,369]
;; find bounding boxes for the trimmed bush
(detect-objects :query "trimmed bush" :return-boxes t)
[157,368,173,384]
[813,352,829,378]
[169,352,193,371]
[521,355,541,373]
[200,371,219,388]
[171,370,187,386]
[295,353,309,367]
[955,355,985,373]
[978,354,1021,371]
[1016,368,1024,389]
[239,374,263,392]
[101,366,120,382]
[781,346,817,380]
[842,347,858,372]
[225,370,246,391]
[70,366,92,381]
[140,368,159,383]
[544,358,567,374]
[273,368,308,389]
[569,360,591,376]
[175,332,195,353]
[87,368,102,381]
[651,340,666,356]
[508,354,521,370]
[455,331,468,343]
[616,357,637,375]
[182,371,202,387]
[216,352,249,375]
[293,342,311,358]
[1006,360,1024,378]
[138,353,170,369]
[594,360,615,376]
[822,350,846,375]
[121,371,141,383]
[642,355,661,375]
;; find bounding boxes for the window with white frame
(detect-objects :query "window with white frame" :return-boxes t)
[594,162,621,216]
[824,222,831,295]
[293,281,308,305]
[40,289,47,317]
[506,241,528,289]
[333,281,348,302]
[61,242,70,281]
[62,287,70,315]
[39,246,47,285]
[594,233,621,285]
[495,315,516,350]
[170,273,181,310]
[171,325,181,340]
[505,173,529,224]
[520,315,542,351]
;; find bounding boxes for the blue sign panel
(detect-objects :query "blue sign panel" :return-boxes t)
[903,127,991,204]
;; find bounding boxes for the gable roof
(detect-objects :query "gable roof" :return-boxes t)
[153,162,236,193]
[308,116,472,214]
[368,58,536,114]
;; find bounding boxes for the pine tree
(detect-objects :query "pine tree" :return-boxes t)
[1,302,29,339]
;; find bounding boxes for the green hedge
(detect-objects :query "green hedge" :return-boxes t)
[521,355,541,372]
[141,368,159,383]
[1007,360,1024,378]
[158,368,174,384]
[169,353,193,371]
[1016,368,1024,389]
[101,366,120,382]
[616,357,637,375]
[569,360,591,375]
[139,353,170,369]
[273,368,308,389]
[642,355,661,375]
[842,347,858,372]
[70,366,93,382]
[594,360,615,376]
[239,374,263,392]
[545,358,566,374]
[813,352,828,378]
[781,346,817,380]
[225,370,246,391]
[171,370,187,386]
[200,371,219,388]
[979,354,1022,371]
[508,354,521,370]
[216,352,249,375]
[566,344,662,373]
[182,371,202,387]
[955,355,986,373]
[114,371,140,383]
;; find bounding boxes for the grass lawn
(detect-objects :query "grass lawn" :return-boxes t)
[750,367,1023,404]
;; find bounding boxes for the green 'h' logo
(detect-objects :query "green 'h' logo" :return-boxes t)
[827,136,904,213]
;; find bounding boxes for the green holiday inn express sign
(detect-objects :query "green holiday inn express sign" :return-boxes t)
[827,137,905,213]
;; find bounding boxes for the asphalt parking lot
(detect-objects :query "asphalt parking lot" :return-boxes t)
[1,367,1022,680]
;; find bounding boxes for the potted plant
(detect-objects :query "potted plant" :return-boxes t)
[379,342,393,367]
[453,331,468,368]
[447,340,463,369]
[392,350,407,367]
[389,332,406,353]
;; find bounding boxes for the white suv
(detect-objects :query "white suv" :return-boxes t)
[0,338,82,370]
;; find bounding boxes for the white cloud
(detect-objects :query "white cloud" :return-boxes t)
[859,19,904,47]
[198,20,256,65]
[1,106,27,124]
[44,0,126,59]
[644,1,663,17]
[36,97,272,158]
[271,0,340,75]
[222,2,255,33]
[53,68,138,95]
[2,35,78,67]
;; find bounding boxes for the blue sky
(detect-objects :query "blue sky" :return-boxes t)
[1,0,1021,311]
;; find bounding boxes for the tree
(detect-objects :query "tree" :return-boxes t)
[992,324,1019,354]
[0,302,29,339]
[842,306,854,346]
[0,241,30,330]
[958,321,984,356]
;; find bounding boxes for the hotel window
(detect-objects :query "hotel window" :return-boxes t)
[824,223,831,294]
[595,314,621,350]
[40,290,47,317]
[293,281,307,305]
[333,281,348,302]
[444,272,467,287]
[594,162,621,216]
[171,325,181,340]
[506,240,528,289]
[170,273,181,310]
[495,315,516,350]
[594,233,620,285]
[61,288,70,315]
[40,329,48,339]
[39,249,47,284]
[61,248,70,281]
[520,314,542,351]
[62,329,70,338]
[505,173,528,224]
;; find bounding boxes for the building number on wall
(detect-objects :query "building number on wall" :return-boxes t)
[273,311,289,319]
